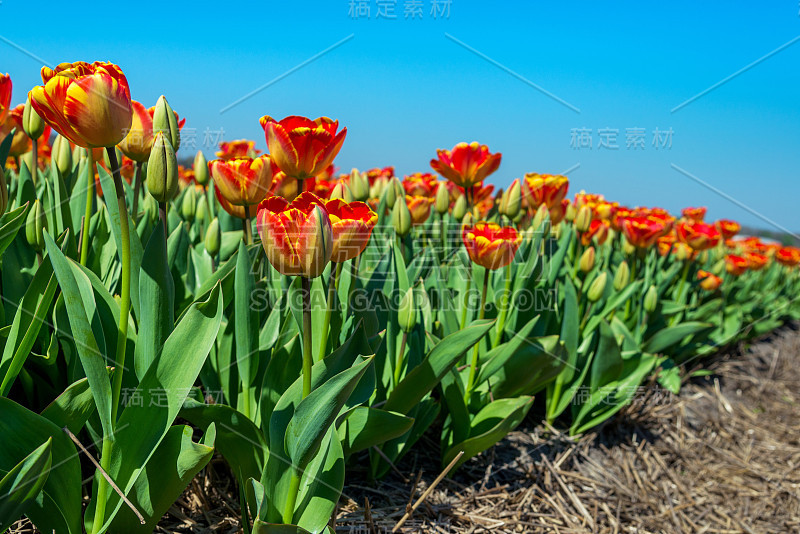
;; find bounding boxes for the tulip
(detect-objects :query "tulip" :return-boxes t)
[260,115,347,182]
[697,270,722,291]
[452,194,467,221]
[52,134,72,175]
[676,221,720,251]
[315,197,377,263]
[209,155,276,208]
[117,100,153,161]
[574,205,592,233]
[681,206,706,221]
[523,173,569,210]
[22,96,45,140]
[725,254,748,276]
[643,285,658,313]
[430,141,501,189]
[579,246,595,273]
[392,195,412,238]
[194,150,209,186]
[716,219,740,240]
[744,252,769,271]
[398,287,417,333]
[462,222,521,271]
[406,195,433,226]
[587,272,608,302]
[329,181,354,203]
[25,199,46,252]
[29,61,132,148]
[0,73,11,125]
[146,133,179,204]
[152,95,181,152]
[499,179,522,220]
[205,217,221,259]
[349,169,370,201]
[385,177,403,209]
[402,172,438,197]
[434,182,450,215]
[620,216,667,249]
[565,201,578,223]
[581,219,609,247]
[182,186,197,222]
[216,139,260,160]
[775,247,800,267]
[614,261,630,291]
[256,192,333,278]
[532,203,549,232]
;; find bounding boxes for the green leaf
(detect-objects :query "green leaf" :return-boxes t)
[656,357,681,394]
[0,438,52,532]
[41,377,99,435]
[0,203,29,258]
[337,406,414,457]
[642,322,712,354]
[385,319,494,415]
[294,427,345,531]
[110,424,215,533]
[235,240,259,400]
[590,320,623,391]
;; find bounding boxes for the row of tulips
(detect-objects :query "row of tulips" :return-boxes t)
[0,63,799,533]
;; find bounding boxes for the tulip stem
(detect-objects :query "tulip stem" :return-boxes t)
[243,205,253,245]
[394,332,408,386]
[439,213,447,258]
[132,161,143,219]
[318,262,342,362]
[80,149,94,266]
[283,470,301,524]
[459,277,472,330]
[493,263,512,347]
[30,138,38,183]
[465,268,489,402]
[158,201,168,242]
[301,276,313,399]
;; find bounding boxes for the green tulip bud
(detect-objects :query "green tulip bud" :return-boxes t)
[643,285,658,313]
[552,222,563,240]
[565,202,578,223]
[587,271,608,302]
[392,195,412,237]
[329,181,354,203]
[622,238,636,255]
[574,205,592,233]
[349,168,370,201]
[434,182,450,215]
[152,95,181,151]
[579,246,596,273]
[0,167,8,216]
[144,193,158,223]
[532,203,549,232]
[22,95,45,139]
[500,179,522,219]
[196,193,209,223]
[52,135,73,175]
[370,176,387,199]
[613,261,630,291]
[205,217,221,257]
[193,150,209,186]
[452,194,467,221]
[182,187,197,222]
[25,199,46,251]
[398,287,417,333]
[385,177,403,209]
[146,132,179,203]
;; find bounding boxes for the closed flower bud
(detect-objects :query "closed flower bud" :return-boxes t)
[452,194,467,221]
[329,181,354,203]
[196,193,209,223]
[587,272,608,302]
[614,261,630,291]
[552,222,562,240]
[146,132,179,203]
[398,287,417,333]
[435,181,450,215]
[193,150,209,186]
[205,217,221,257]
[349,168,370,201]
[532,203,549,231]
[385,177,403,209]
[52,134,72,175]
[622,239,636,255]
[579,246,595,273]
[643,285,658,313]
[0,167,7,216]
[152,95,180,151]
[565,202,578,223]
[500,178,522,219]
[575,205,592,233]
[370,176,387,199]
[392,195,412,237]
[25,199,46,251]
[182,187,197,222]
[22,95,45,139]
[144,193,158,223]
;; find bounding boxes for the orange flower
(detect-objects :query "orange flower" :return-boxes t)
[725,254,748,276]
[681,206,706,221]
[676,220,720,251]
[29,61,132,148]
[0,73,11,124]
[1,104,52,158]
[697,270,722,291]
[657,234,676,257]
[402,173,438,196]
[581,219,609,246]
[210,155,277,208]
[549,198,570,225]
[260,115,347,180]
[715,219,740,240]
[365,166,395,184]
[312,197,377,262]
[214,185,247,219]
[256,191,333,278]
[620,216,667,248]
[406,195,434,226]
[462,222,522,270]
[775,247,800,267]
[744,252,768,271]
[523,173,569,210]
[118,99,185,161]
[430,142,501,189]
[216,139,260,160]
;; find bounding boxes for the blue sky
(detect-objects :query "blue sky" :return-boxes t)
[2,1,798,232]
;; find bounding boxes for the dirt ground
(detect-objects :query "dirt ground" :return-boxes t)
[10,324,800,533]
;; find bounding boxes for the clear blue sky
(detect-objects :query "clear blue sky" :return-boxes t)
[2,1,798,233]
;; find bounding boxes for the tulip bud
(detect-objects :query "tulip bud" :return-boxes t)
[0,167,7,216]
[182,187,197,222]
[674,243,691,262]
[144,194,158,223]
[25,199,46,251]
[613,261,630,291]
[587,272,607,302]
[435,182,450,215]
[398,287,417,333]
[22,95,45,140]
[565,202,578,223]
[392,195,412,237]
[329,181,354,203]
[574,205,592,233]
[52,135,72,175]
[452,194,467,221]
[552,222,562,240]
[193,150,209,186]
[385,177,403,209]
[349,169,370,201]
[152,95,181,151]
[622,239,636,255]
[370,176,387,199]
[146,133,179,203]
[500,179,522,220]
[205,217,221,257]
[579,246,595,273]
[643,285,658,313]
[461,211,474,228]
[196,193,209,223]
[532,203,549,231]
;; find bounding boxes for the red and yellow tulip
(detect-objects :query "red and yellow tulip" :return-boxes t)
[406,194,434,226]
[462,222,522,270]
[260,115,347,180]
[620,216,667,249]
[725,254,749,276]
[0,73,11,125]
[676,220,720,251]
[209,155,277,208]
[430,142,501,189]
[681,206,706,221]
[715,219,741,240]
[118,99,185,161]
[523,173,569,210]
[697,270,722,291]
[216,139,260,160]
[307,197,377,263]
[29,61,132,148]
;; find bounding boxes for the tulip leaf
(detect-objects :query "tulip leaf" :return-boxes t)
[41,376,101,435]
[0,438,52,532]
[337,406,414,457]
[235,240,259,408]
[294,427,345,531]
[590,320,624,392]
[0,203,29,258]
[642,321,713,354]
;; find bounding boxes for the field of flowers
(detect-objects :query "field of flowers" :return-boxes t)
[0,62,798,533]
